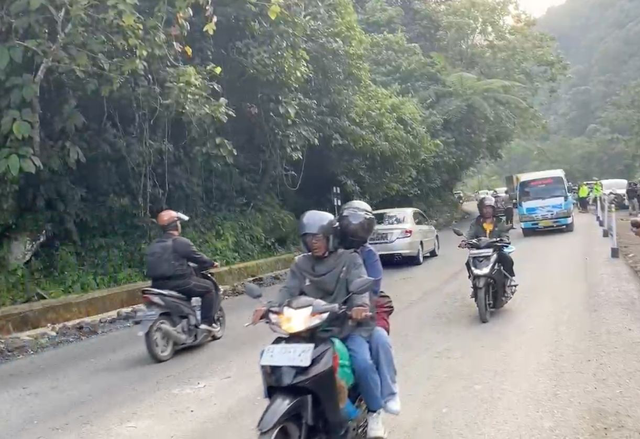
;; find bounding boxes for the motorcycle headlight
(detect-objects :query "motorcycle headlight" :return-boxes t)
[269,307,329,334]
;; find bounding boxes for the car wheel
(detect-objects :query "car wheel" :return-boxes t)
[522,228,534,237]
[429,236,440,257]
[413,243,424,265]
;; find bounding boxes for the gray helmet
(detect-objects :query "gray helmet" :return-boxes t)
[341,200,373,214]
[339,200,375,249]
[299,210,338,252]
[477,195,496,214]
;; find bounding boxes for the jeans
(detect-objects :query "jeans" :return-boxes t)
[370,327,398,403]
[152,276,219,325]
[344,334,384,412]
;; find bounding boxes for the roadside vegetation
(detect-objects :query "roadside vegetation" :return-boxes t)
[474,0,640,188]
[0,0,564,305]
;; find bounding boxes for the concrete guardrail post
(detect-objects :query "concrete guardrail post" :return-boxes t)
[603,200,610,238]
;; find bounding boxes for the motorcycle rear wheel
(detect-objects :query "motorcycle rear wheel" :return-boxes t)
[476,285,491,324]
[258,421,301,439]
[145,316,176,362]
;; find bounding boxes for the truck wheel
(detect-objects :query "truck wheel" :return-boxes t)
[566,221,575,233]
[522,228,534,237]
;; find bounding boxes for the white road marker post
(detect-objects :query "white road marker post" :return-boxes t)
[603,199,610,238]
[611,204,620,259]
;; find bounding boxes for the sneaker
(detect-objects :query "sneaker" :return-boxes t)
[367,410,387,439]
[199,323,220,333]
[384,394,401,416]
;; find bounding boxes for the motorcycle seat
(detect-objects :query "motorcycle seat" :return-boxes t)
[141,288,190,301]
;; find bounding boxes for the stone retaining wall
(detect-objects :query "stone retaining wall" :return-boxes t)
[0,254,294,335]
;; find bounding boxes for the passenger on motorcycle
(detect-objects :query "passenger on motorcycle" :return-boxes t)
[339,201,400,417]
[251,210,388,438]
[460,196,516,281]
[145,210,221,333]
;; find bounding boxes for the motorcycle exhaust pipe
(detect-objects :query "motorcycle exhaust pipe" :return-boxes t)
[160,325,188,344]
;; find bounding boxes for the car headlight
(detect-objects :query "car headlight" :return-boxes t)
[555,209,573,218]
[519,214,535,222]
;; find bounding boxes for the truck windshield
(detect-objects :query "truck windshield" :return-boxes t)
[519,177,567,203]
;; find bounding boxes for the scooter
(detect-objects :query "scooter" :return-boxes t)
[138,270,226,362]
[453,228,517,323]
[245,278,374,439]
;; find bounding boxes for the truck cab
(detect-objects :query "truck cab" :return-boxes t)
[517,170,574,237]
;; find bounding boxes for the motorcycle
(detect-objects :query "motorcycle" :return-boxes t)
[138,269,226,362]
[245,278,374,439]
[453,228,517,323]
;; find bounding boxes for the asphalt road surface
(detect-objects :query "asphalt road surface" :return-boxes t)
[3,210,640,438]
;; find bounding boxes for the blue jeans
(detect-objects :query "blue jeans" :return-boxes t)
[370,327,398,403]
[344,332,387,412]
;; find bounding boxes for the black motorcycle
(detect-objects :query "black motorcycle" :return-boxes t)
[245,278,374,439]
[453,229,517,323]
[138,270,226,362]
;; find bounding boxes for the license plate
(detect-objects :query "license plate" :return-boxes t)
[371,233,388,243]
[539,220,554,227]
[260,344,315,367]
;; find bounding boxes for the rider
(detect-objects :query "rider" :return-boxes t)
[146,210,221,332]
[461,196,516,281]
[339,201,400,418]
[251,210,388,438]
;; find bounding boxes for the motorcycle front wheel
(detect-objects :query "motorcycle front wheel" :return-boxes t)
[145,316,176,362]
[258,421,301,439]
[476,285,491,324]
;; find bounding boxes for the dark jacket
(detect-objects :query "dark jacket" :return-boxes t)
[277,249,373,338]
[146,233,214,280]
[465,216,510,240]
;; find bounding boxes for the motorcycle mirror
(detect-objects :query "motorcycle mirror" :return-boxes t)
[350,277,375,295]
[244,283,263,300]
[452,227,464,237]
[312,301,340,314]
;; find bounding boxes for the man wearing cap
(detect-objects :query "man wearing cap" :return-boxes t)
[146,210,221,332]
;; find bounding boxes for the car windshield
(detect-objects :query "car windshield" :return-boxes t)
[519,177,567,203]
[374,211,408,225]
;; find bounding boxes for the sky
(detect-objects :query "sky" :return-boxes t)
[518,0,567,17]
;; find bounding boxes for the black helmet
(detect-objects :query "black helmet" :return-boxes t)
[299,210,338,252]
[477,195,496,214]
[339,200,376,249]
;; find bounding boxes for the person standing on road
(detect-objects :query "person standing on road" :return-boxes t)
[339,200,400,417]
[627,182,639,216]
[593,180,603,208]
[578,183,590,213]
[145,210,221,332]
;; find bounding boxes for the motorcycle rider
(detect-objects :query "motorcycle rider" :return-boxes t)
[146,210,221,332]
[339,201,400,417]
[251,210,388,438]
[460,196,516,282]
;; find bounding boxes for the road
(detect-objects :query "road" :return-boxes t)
[3,211,640,438]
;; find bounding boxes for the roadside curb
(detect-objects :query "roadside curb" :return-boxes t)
[0,254,294,336]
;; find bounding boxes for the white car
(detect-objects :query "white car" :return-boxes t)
[475,190,491,201]
[370,208,440,265]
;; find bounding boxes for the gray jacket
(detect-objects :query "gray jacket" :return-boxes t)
[277,249,373,338]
